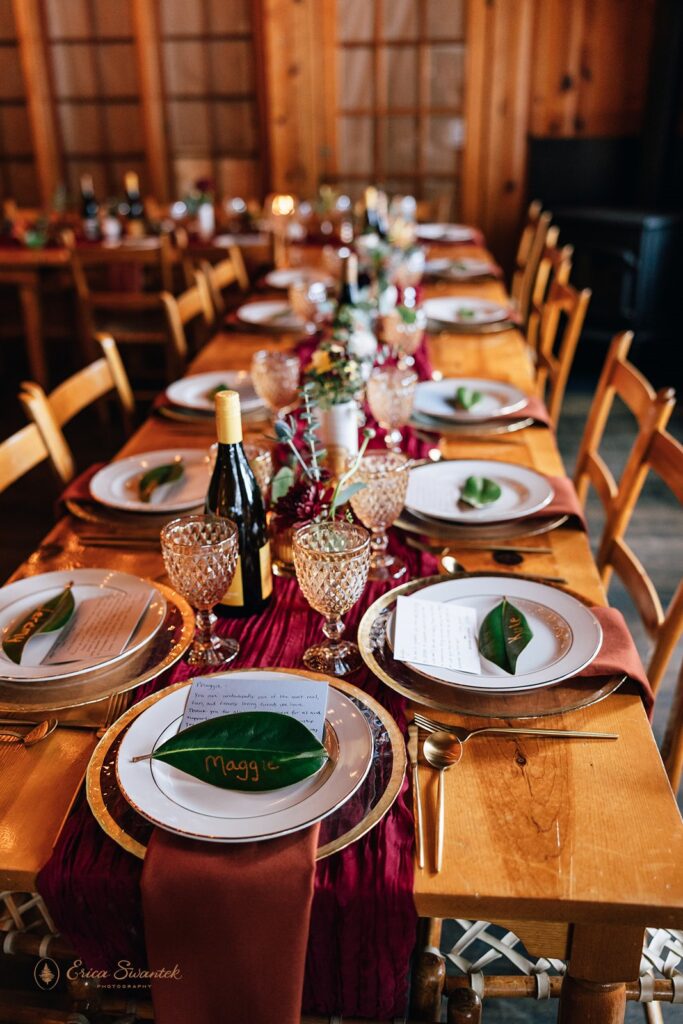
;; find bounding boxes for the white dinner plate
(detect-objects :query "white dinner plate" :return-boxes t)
[212,233,268,248]
[414,378,528,423]
[116,671,374,842]
[236,300,305,332]
[388,576,602,693]
[165,370,261,414]
[423,296,510,326]
[415,223,476,242]
[405,459,554,524]
[89,449,210,514]
[0,569,165,682]
[424,257,495,279]
[264,267,333,290]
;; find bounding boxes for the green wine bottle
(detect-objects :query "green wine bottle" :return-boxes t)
[205,390,272,617]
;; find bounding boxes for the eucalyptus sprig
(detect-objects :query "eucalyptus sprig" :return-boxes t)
[328,427,375,520]
[270,383,327,487]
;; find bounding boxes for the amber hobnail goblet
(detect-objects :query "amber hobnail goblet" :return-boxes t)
[349,451,409,580]
[160,514,239,668]
[250,349,300,420]
[366,366,418,451]
[293,520,370,676]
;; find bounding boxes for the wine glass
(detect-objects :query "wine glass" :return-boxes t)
[349,451,410,580]
[366,366,418,451]
[293,520,370,676]
[288,280,328,334]
[250,349,300,420]
[160,514,239,668]
[381,306,427,368]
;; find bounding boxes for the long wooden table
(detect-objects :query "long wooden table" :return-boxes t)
[1,247,682,1023]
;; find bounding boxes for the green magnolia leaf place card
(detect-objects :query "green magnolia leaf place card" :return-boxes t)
[136,711,329,791]
[138,460,184,503]
[460,475,502,509]
[478,598,533,673]
[2,584,75,665]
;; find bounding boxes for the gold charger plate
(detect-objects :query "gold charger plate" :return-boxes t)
[86,668,406,860]
[411,411,535,437]
[0,582,194,715]
[395,507,570,542]
[65,498,198,533]
[358,573,624,720]
[426,318,518,336]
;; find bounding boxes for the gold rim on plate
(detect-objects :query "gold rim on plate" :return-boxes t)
[0,582,194,715]
[395,508,570,542]
[410,413,536,437]
[86,667,406,860]
[358,573,624,720]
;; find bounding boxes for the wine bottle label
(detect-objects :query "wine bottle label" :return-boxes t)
[221,556,244,607]
[260,542,273,598]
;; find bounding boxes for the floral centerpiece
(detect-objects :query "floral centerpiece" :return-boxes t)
[268,384,374,572]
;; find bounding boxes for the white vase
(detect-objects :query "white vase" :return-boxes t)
[317,401,360,458]
[197,202,216,240]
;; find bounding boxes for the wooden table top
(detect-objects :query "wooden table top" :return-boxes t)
[1,246,682,931]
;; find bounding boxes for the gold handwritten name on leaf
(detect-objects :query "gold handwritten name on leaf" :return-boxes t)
[149,711,328,791]
[478,597,533,674]
[2,584,75,666]
[138,460,184,503]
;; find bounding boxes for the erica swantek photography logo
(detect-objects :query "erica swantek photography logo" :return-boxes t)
[34,958,182,991]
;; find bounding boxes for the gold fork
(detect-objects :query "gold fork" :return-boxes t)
[412,712,618,744]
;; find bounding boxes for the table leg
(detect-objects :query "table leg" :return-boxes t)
[558,923,644,1024]
[410,917,446,1022]
[18,277,47,388]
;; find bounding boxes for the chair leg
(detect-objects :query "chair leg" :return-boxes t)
[410,918,446,1021]
[558,976,626,1024]
[644,1001,664,1024]
[448,988,483,1023]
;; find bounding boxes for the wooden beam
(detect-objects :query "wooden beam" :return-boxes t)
[12,0,61,207]
[131,0,171,202]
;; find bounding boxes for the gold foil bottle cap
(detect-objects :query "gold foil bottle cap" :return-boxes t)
[215,389,242,444]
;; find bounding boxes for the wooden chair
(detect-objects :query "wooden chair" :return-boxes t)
[574,331,676,513]
[510,200,553,329]
[526,269,590,429]
[597,426,683,708]
[159,274,214,367]
[199,251,249,323]
[0,422,50,494]
[19,333,135,485]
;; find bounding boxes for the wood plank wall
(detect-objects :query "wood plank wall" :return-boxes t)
[0,0,659,259]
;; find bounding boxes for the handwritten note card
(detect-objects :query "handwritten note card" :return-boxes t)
[393,596,481,674]
[180,675,329,740]
[44,589,153,665]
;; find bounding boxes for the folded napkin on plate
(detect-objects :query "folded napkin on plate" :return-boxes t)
[142,823,320,1024]
[55,462,106,517]
[584,606,653,713]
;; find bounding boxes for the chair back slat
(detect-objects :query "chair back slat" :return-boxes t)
[511,203,553,328]
[597,428,683,703]
[531,278,591,428]
[0,423,49,494]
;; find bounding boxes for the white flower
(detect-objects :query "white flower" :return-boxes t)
[347,327,378,364]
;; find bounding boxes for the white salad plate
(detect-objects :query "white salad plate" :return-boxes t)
[388,576,602,694]
[89,449,210,514]
[264,267,333,289]
[414,378,528,423]
[0,568,165,682]
[405,459,554,524]
[423,296,510,326]
[236,300,305,332]
[116,671,374,842]
[415,223,476,242]
[165,370,261,414]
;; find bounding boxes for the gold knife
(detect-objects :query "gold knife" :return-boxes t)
[407,722,425,870]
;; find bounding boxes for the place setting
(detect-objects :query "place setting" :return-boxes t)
[358,569,650,720]
[415,223,480,244]
[86,667,406,860]
[423,295,519,334]
[157,369,265,424]
[395,457,580,542]
[423,256,502,282]
[410,377,551,437]
[0,567,193,719]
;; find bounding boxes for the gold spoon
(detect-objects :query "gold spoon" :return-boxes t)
[0,719,58,747]
[423,731,463,873]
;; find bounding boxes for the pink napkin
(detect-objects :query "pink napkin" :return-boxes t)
[55,462,106,517]
[586,606,653,713]
[538,475,587,531]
